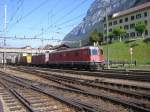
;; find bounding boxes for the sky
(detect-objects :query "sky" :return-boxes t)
[0,0,95,48]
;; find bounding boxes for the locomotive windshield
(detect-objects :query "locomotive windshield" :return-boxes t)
[91,49,99,55]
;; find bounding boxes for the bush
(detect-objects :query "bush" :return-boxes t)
[130,42,139,47]
[124,39,136,44]
[143,38,150,44]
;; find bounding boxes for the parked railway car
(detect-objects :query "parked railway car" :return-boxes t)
[13,46,105,70]
[19,55,32,65]
[32,53,49,66]
[48,46,105,70]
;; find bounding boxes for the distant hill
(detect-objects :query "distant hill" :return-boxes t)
[63,0,150,47]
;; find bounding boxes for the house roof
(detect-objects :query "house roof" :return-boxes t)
[52,44,70,50]
[112,2,150,19]
[43,44,53,50]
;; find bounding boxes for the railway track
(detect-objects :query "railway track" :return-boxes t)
[16,66,150,82]
[13,66,150,90]
[0,74,87,112]
[0,71,114,112]
[0,81,29,112]
[6,66,150,112]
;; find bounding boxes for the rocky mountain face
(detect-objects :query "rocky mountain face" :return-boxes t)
[63,0,149,47]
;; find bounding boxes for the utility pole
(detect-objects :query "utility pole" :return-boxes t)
[105,7,110,69]
[79,40,82,47]
[41,28,44,49]
[3,4,7,70]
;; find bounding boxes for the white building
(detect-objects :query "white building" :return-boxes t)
[103,2,150,39]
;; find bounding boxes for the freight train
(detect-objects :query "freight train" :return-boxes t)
[14,46,105,70]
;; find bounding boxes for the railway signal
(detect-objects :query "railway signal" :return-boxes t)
[130,47,133,66]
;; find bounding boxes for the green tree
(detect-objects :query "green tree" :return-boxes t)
[89,29,103,46]
[112,27,121,37]
[98,32,103,45]
[112,27,127,41]
[135,22,147,39]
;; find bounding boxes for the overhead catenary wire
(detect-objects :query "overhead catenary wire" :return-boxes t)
[34,0,89,38]
[9,0,24,23]
[9,0,50,30]
[54,0,90,24]
[8,0,89,40]
[31,0,79,36]
[46,0,119,37]
[31,0,61,29]
[52,0,120,31]
[49,0,78,18]
[34,14,84,38]
[0,35,62,41]
[56,12,86,27]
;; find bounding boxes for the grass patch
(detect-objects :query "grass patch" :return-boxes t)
[102,40,150,65]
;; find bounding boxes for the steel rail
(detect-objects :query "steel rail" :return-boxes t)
[1,70,150,112]
[0,81,35,112]
[0,72,104,112]
[17,66,150,82]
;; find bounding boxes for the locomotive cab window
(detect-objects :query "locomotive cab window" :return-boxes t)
[91,49,99,55]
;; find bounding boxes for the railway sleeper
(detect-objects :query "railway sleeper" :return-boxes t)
[28,78,150,112]
[1,70,150,112]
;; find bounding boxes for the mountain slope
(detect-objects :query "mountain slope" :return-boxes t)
[63,0,149,47]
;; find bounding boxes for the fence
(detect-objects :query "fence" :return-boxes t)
[109,60,137,67]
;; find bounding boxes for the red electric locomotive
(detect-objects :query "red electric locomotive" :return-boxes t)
[48,46,105,70]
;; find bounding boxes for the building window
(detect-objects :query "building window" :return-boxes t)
[145,20,148,25]
[119,19,123,23]
[104,24,106,27]
[131,16,134,20]
[145,30,148,35]
[109,22,112,26]
[124,25,129,30]
[125,17,128,22]
[113,20,117,25]
[130,32,135,37]
[124,33,129,38]
[144,12,147,17]
[136,14,141,19]
[109,29,112,32]
[137,32,142,36]
[130,23,135,29]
